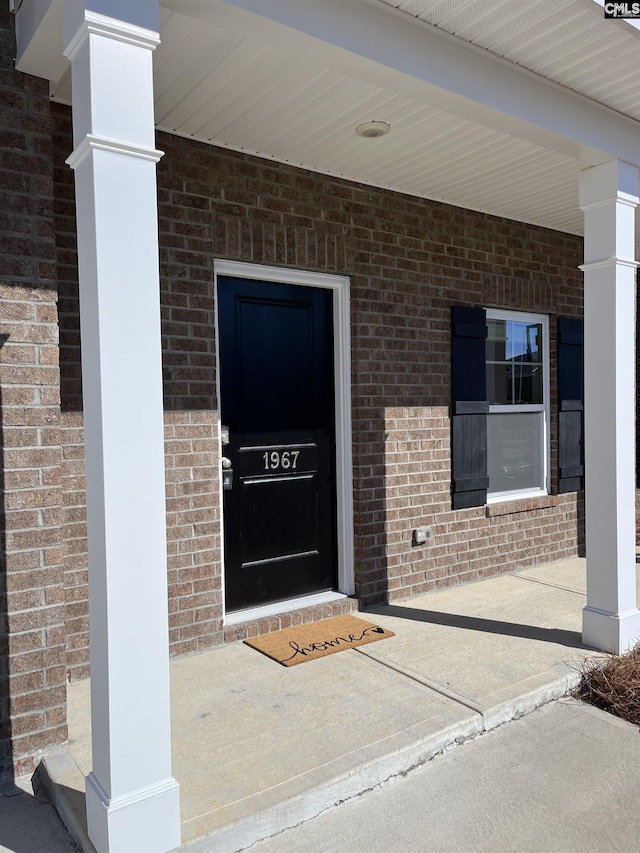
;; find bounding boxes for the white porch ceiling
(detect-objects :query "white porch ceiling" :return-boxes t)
[48,0,640,242]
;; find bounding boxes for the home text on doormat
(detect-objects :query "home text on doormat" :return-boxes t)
[244,614,395,667]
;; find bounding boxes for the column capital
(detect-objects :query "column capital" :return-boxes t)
[579,160,639,211]
[64,10,160,61]
[63,0,160,56]
[63,0,159,155]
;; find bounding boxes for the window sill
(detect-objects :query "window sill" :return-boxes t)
[486,494,559,517]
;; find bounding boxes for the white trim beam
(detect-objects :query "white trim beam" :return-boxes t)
[14,0,68,83]
[580,159,640,653]
[63,4,181,851]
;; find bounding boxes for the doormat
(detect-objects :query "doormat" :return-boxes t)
[244,614,394,667]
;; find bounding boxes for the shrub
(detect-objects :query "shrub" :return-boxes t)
[575,643,640,726]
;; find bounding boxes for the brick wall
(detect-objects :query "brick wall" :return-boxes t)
[156,142,222,656]
[52,103,584,671]
[380,407,580,599]
[0,10,66,781]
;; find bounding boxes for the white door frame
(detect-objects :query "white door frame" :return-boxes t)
[214,260,355,624]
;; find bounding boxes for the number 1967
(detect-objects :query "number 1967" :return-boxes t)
[263,450,299,471]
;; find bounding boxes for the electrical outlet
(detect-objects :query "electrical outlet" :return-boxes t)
[413,526,432,545]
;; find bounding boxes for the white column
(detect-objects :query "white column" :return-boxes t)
[62,3,181,851]
[580,160,640,654]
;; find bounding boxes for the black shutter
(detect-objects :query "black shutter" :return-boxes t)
[557,317,584,493]
[451,306,489,509]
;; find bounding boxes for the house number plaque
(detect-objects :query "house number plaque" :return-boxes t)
[238,444,317,477]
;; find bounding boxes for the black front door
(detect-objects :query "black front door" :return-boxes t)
[217,276,338,612]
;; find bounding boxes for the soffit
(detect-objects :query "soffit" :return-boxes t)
[377,0,640,121]
[49,0,640,241]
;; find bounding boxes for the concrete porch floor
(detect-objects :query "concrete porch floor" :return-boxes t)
[37,557,639,852]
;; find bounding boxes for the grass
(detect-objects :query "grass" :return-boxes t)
[575,643,640,727]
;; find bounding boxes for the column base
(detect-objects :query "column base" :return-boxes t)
[86,772,181,853]
[582,605,640,654]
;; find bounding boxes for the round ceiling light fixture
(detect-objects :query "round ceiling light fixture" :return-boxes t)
[355,120,391,138]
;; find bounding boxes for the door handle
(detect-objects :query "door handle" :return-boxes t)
[221,455,233,491]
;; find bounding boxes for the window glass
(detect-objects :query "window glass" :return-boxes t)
[486,319,543,405]
[487,412,544,494]
[485,310,548,499]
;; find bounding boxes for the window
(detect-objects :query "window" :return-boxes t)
[485,309,549,500]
